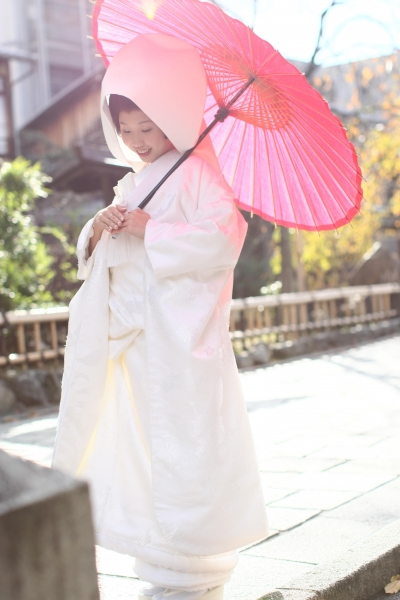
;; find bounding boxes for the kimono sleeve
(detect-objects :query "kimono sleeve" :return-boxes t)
[144,163,248,279]
[76,218,95,280]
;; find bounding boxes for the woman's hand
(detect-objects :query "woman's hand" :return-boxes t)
[93,203,127,234]
[118,208,151,239]
[89,203,127,256]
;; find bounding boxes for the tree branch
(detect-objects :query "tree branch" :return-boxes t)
[304,0,341,81]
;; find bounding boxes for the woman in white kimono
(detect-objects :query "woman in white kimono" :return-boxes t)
[52,34,268,600]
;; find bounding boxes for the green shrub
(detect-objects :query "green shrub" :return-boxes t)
[0,157,73,310]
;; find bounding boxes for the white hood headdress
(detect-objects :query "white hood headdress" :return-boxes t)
[101,33,220,173]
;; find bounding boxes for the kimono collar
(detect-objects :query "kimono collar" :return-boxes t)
[134,149,181,187]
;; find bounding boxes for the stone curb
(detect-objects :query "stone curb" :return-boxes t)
[259,520,400,600]
[0,450,99,600]
[236,320,400,370]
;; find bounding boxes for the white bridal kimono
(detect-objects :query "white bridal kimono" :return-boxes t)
[52,150,268,591]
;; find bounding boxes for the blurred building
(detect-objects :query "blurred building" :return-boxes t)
[0,0,96,155]
[20,68,129,203]
[0,0,128,201]
[310,52,400,130]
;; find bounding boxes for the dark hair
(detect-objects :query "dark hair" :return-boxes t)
[109,94,140,134]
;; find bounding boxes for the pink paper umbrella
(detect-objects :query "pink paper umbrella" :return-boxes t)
[92,0,363,231]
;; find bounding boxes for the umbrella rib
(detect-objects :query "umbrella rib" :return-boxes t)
[287,103,359,157]
[204,104,217,118]
[212,116,238,159]
[214,78,248,101]
[280,127,342,228]
[255,49,279,76]
[250,80,257,215]
[276,85,355,142]
[287,102,363,190]
[215,118,246,188]
[176,0,221,43]
[285,123,358,224]
[196,2,248,53]
[291,117,363,201]
[96,17,153,39]
[286,98,357,161]
[204,104,217,117]
[98,0,148,26]
[273,79,347,120]
[193,0,245,49]
[230,120,248,190]
[261,125,276,226]
[232,115,361,229]
[217,8,249,58]
[273,129,323,231]
[290,119,362,218]
[269,128,303,231]
[248,25,255,73]
[267,77,336,102]
[99,0,213,50]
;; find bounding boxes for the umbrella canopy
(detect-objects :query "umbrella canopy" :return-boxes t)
[93,0,363,231]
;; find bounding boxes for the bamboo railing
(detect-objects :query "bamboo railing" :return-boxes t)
[0,283,399,366]
[230,283,400,353]
[0,307,68,367]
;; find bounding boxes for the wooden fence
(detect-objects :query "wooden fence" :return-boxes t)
[230,282,400,353]
[0,283,399,367]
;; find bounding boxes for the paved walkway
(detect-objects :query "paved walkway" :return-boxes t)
[1,335,400,600]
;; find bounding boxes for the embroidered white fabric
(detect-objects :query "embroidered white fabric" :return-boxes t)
[53,153,268,591]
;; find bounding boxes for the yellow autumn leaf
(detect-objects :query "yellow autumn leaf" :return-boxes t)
[385,574,400,594]
[350,89,361,108]
[361,66,373,84]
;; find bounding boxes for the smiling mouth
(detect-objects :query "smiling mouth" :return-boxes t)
[136,148,151,156]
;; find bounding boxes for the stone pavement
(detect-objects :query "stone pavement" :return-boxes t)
[1,334,399,600]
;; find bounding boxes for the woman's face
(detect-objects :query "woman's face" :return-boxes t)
[118,109,174,163]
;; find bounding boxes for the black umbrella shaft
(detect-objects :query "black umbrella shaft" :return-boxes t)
[138,114,220,210]
[226,75,255,109]
[138,75,255,211]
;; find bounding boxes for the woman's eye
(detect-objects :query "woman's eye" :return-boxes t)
[142,129,152,133]
[121,130,131,134]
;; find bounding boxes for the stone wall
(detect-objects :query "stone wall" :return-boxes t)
[0,365,62,417]
[0,450,99,600]
[235,318,400,369]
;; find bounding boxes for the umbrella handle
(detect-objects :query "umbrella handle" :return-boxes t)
[137,76,255,211]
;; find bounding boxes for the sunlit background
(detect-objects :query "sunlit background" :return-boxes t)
[0,7,399,597]
[0,0,399,307]
[214,0,400,66]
